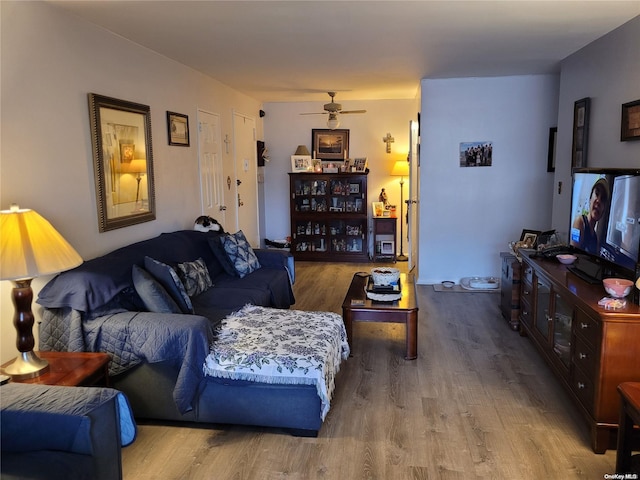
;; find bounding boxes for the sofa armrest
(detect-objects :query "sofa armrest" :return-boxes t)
[1,383,136,480]
[254,249,295,285]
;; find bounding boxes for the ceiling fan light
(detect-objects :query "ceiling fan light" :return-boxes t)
[327,114,340,130]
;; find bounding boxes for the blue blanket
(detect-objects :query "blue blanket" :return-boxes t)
[40,308,211,415]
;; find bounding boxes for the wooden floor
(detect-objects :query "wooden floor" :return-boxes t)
[121,261,618,479]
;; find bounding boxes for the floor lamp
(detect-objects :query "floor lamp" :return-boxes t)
[130,158,147,211]
[0,205,82,380]
[391,160,410,262]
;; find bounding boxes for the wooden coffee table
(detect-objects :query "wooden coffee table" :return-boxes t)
[342,272,419,360]
[2,351,111,387]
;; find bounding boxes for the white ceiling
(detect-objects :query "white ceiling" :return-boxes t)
[47,1,640,103]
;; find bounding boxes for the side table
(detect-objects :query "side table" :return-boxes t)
[2,351,111,387]
[373,216,397,262]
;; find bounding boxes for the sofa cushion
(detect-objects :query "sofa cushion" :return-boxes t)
[143,257,194,314]
[219,231,261,278]
[132,265,182,314]
[176,258,213,297]
[207,235,238,276]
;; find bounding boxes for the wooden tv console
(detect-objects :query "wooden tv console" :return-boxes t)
[519,251,640,453]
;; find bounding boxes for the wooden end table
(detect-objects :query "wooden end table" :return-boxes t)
[342,272,419,360]
[2,351,111,387]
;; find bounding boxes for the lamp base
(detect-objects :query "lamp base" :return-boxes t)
[1,351,49,380]
[396,254,408,262]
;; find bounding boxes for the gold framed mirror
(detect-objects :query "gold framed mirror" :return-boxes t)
[88,93,156,232]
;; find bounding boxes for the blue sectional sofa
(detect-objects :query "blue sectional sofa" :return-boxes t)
[36,230,332,435]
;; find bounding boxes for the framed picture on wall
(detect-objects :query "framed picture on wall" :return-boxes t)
[621,99,640,141]
[547,127,557,172]
[167,111,190,146]
[312,129,349,160]
[571,98,590,169]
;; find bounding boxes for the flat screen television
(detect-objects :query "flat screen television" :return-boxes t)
[569,168,640,281]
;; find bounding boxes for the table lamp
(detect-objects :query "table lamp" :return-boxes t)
[0,205,82,379]
[391,159,410,261]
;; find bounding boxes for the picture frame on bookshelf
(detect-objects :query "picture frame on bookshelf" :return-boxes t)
[291,155,312,172]
[353,157,368,172]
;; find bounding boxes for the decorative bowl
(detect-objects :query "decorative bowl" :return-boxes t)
[602,278,634,298]
[556,254,577,265]
[371,267,400,286]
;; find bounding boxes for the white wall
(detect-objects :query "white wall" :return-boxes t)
[0,2,262,363]
[551,16,640,237]
[262,99,419,253]
[419,75,559,284]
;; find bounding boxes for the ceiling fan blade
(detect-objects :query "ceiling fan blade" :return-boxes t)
[340,110,367,114]
[299,112,328,115]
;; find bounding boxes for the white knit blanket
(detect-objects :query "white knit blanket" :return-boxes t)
[204,305,350,419]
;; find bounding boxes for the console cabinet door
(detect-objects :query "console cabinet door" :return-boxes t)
[551,292,573,372]
[534,275,551,343]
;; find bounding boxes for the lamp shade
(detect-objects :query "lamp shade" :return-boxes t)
[0,206,83,281]
[391,160,409,177]
[294,145,310,156]
[129,158,147,174]
[327,113,340,130]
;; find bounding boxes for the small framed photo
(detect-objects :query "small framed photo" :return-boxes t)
[571,98,590,168]
[381,241,394,255]
[520,229,541,249]
[372,201,384,217]
[291,155,312,172]
[342,159,351,172]
[349,183,360,194]
[167,111,190,146]
[353,157,368,172]
[621,99,640,141]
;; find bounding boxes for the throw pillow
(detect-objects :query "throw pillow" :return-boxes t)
[208,235,238,276]
[132,265,182,314]
[176,257,213,297]
[143,256,194,313]
[220,230,261,278]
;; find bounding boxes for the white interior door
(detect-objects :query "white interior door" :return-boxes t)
[408,119,420,272]
[197,110,226,224]
[232,112,259,246]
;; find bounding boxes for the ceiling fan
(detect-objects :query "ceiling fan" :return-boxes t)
[300,92,366,129]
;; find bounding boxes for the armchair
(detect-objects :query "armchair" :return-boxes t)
[1,383,136,480]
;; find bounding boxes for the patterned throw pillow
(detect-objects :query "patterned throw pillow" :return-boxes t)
[207,235,238,276]
[220,231,261,278]
[143,256,194,314]
[177,257,213,297]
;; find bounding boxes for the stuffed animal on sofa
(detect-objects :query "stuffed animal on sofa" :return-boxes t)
[194,216,224,233]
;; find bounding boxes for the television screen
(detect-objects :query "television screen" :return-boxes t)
[570,169,640,273]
